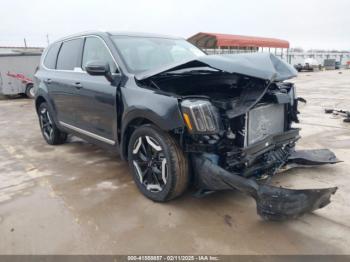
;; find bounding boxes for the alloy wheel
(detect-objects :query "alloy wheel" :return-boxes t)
[132,135,168,192]
[39,107,53,141]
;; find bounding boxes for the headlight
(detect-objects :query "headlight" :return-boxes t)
[181,99,220,134]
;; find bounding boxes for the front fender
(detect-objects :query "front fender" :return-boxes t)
[119,87,185,159]
[121,87,184,131]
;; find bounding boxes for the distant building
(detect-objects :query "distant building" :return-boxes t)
[188,32,289,55]
[187,32,350,66]
[0,46,43,56]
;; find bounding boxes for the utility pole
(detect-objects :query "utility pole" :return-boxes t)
[24,38,27,48]
[46,34,50,45]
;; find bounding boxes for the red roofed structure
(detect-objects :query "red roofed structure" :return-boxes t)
[188,32,289,49]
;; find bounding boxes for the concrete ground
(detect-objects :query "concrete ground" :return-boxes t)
[0,70,350,255]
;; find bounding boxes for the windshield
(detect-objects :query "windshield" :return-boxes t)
[111,36,206,74]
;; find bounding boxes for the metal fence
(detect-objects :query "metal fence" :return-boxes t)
[204,48,350,66]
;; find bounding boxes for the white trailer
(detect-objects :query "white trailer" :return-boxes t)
[0,53,41,98]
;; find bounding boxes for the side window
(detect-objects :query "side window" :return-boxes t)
[56,39,83,70]
[43,42,61,69]
[82,37,117,73]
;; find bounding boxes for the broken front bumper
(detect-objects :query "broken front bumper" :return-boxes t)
[192,149,340,221]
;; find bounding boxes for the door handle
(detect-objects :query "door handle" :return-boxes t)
[73,82,83,89]
[44,78,52,84]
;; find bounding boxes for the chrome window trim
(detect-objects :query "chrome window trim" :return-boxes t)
[59,121,115,145]
[42,34,121,75]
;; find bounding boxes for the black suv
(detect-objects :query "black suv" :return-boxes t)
[35,31,339,220]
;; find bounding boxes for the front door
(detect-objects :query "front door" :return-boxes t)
[73,36,120,143]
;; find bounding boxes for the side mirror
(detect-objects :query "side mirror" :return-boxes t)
[85,61,113,82]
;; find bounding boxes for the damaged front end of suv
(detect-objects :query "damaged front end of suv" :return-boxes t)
[135,53,340,220]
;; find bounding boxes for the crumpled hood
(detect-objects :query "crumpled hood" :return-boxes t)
[135,53,297,82]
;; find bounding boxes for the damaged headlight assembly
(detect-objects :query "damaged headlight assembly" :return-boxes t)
[181,99,220,134]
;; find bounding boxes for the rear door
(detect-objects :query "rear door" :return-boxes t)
[73,36,119,143]
[48,38,84,125]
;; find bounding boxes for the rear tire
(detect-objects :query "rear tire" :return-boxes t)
[25,84,35,98]
[38,102,67,145]
[128,124,189,202]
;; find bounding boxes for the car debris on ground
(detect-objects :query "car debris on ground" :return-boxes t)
[325,108,350,123]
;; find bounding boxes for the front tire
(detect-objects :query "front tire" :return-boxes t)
[38,102,67,145]
[128,124,189,202]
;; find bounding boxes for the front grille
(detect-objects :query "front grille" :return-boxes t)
[246,103,285,146]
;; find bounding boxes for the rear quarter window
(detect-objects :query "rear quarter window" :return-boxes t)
[43,42,61,69]
[56,38,83,70]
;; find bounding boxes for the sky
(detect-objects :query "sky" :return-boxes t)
[1,0,349,50]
